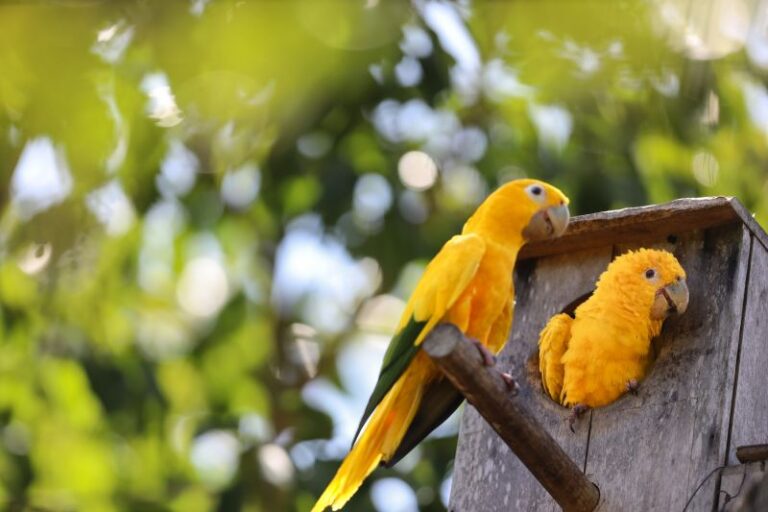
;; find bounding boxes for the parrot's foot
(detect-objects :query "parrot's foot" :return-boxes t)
[470,338,497,366]
[501,372,519,396]
[626,379,640,395]
[568,404,590,433]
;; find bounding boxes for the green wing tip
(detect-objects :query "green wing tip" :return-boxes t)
[351,317,427,447]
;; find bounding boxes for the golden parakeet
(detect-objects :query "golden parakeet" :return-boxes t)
[312,179,570,511]
[538,248,689,427]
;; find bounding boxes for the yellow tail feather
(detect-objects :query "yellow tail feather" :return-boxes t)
[311,354,432,512]
[538,313,572,403]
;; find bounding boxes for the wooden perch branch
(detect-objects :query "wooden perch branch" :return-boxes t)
[736,445,768,464]
[423,324,600,512]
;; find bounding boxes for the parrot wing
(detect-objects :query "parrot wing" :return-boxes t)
[352,233,486,445]
[538,289,593,402]
[538,313,573,402]
[387,288,514,466]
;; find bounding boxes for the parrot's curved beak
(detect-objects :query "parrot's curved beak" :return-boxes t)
[523,204,570,241]
[651,278,689,320]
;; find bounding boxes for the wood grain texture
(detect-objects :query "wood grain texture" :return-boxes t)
[729,198,768,253]
[520,197,768,260]
[717,463,767,511]
[450,247,612,512]
[586,224,751,511]
[738,468,768,512]
[729,239,768,464]
[423,325,599,512]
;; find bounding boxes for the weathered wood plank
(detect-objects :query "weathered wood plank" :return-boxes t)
[729,238,768,463]
[521,197,768,260]
[729,198,768,254]
[423,325,599,512]
[736,467,768,512]
[718,463,767,511]
[585,224,751,511]
[450,247,612,512]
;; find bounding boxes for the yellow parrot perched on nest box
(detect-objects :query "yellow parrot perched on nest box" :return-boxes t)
[312,179,570,511]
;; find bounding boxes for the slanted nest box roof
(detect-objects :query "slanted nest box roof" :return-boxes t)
[450,197,768,511]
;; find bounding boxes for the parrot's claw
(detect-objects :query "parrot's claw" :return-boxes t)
[568,404,589,433]
[470,338,497,366]
[501,372,519,396]
[626,379,639,395]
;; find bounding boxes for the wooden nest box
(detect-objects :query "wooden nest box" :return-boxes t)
[447,197,768,511]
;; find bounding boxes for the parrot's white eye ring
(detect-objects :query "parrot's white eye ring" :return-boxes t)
[645,269,656,279]
[525,184,546,203]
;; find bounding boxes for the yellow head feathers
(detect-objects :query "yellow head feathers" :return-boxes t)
[463,179,570,245]
[588,248,688,322]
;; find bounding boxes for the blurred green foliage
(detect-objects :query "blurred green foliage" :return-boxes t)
[0,1,767,511]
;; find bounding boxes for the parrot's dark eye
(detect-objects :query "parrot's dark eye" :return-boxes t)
[525,184,546,202]
[645,269,656,279]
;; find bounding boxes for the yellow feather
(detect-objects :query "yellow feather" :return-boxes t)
[395,234,484,332]
[312,179,571,510]
[539,249,687,408]
[311,353,432,512]
[538,313,572,401]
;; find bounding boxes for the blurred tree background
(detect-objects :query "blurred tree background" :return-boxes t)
[1,1,767,511]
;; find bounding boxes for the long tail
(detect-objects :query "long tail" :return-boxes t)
[311,355,431,512]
